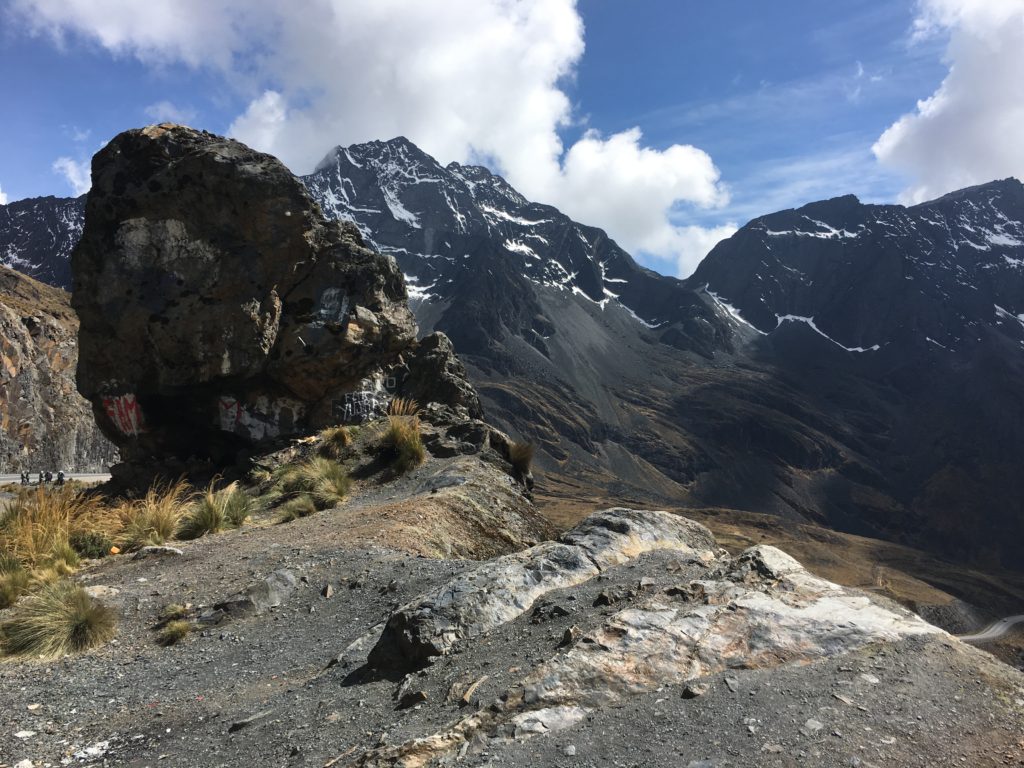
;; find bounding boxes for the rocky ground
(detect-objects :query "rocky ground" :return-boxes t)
[1,501,1021,768]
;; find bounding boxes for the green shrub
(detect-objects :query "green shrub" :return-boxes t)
[0,552,21,574]
[381,417,425,475]
[1,581,116,657]
[69,530,113,560]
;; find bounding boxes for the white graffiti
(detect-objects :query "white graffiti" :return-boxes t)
[314,287,350,327]
[217,395,304,440]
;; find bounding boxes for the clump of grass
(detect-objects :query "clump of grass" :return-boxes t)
[156,619,192,647]
[0,570,30,610]
[249,467,272,485]
[274,457,351,510]
[159,603,189,622]
[318,425,352,459]
[0,487,111,571]
[47,542,80,575]
[379,398,425,475]
[117,479,193,550]
[179,480,252,540]
[0,555,30,610]
[508,441,535,480]
[0,580,116,658]
[277,494,318,523]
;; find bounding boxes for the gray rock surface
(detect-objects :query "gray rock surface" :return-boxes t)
[368,508,721,667]
[0,265,117,472]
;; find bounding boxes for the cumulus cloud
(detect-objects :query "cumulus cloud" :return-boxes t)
[0,184,8,205]
[144,100,198,125]
[873,0,1024,203]
[11,0,729,275]
[52,157,91,195]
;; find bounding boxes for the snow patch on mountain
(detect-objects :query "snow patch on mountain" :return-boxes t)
[776,315,881,353]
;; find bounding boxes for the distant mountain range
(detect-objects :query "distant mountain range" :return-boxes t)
[2,138,1023,570]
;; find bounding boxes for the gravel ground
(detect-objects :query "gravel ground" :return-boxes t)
[1,503,1022,768]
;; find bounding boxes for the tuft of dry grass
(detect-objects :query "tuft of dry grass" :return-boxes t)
[0,580,117,658]
[379,398,425,475]
[179,480,252,540]
[156,619,192,647]
[388,397,420,417]
[0,486,113,572]
[508,441,535,479]
[159,603,189,622]
[0,554,30,610]
[277,494,318,523]
[274,457,351,510]
[116,479,194,550]
[318,425,352,459]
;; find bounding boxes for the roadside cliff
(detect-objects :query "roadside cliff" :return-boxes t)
[0,265,117,472]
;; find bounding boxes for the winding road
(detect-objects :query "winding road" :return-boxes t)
[958,615,1024,643]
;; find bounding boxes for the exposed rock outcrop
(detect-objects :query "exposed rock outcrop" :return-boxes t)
[0,266,117,471]
[346,509,949,767]
[72,124,422,465]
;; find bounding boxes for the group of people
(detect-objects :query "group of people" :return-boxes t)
[17,471,65,486]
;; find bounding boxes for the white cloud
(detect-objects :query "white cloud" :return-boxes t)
[874,0,1024,203]
[12,0,729,273]
[0,184,8,205]
[144,100,198,125]
[52,157,91,195]
[550,128,732,275]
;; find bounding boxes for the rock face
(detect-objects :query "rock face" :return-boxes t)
[72,125,421,463]
[0,266,117,472]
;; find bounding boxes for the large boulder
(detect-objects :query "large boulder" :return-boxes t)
[72,124,420,462]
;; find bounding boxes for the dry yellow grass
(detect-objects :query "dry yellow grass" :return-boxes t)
[116,478,194,550]
[318,425,352,459]
[0,580,117,658]
[0,486,114,571]
[380,398,425,474]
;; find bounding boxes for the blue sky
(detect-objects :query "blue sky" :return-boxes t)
[0,0,1019,276]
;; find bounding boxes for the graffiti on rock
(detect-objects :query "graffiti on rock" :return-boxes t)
[103,394,146,436]
[313,288,350,328]
[217,395,303,441]
[333,390,390,424]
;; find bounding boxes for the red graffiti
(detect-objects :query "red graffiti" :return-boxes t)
[102,394,146,436]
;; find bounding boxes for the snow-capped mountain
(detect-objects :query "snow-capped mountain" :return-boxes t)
[0,195,85,288]
[689,179,1024,354]
[303,137,729,359]
[3,138,1024,571]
